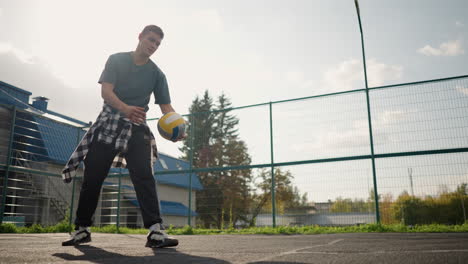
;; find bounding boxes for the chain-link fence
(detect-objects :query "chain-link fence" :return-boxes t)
[1,75,467,229]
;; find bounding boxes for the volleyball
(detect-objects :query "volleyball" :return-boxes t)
[157,112,186,141]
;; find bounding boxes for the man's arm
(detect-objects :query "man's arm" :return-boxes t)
[101,82,146,124]
[159,104,176,114]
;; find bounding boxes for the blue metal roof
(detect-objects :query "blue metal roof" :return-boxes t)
[1,80,202,191]
[0,87,31,110]
[109,153,203,191]
[0,81,32,96]
[0,81,31,107]
[30,113,203,190]
[157,173,203,191]
[34,115,86,164]
[13,111,49,162]
[102,182,199,217]
[1,81,87,164]
[124,196,198,217]
[9,110,86,164]
[154,154,203,190]
[46,109,89,126]
[154,153,203,190]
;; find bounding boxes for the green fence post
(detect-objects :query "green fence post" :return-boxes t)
[269,102,276,227]
[69,177,76,227]
[355,0,380,223]
[116,170,122,233]
[188,114,195,226]
[0,106,16,224]
[68,127,81,228]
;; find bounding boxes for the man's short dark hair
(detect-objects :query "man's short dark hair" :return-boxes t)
[142,25,164,39]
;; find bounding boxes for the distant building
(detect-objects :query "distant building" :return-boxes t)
[313,202,333,213]
[0,80,202,227]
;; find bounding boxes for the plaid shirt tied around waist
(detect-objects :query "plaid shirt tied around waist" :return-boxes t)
[62,104,158,183]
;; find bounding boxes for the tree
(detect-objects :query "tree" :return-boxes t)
[390,184,468,225]
[456,183,467,195]
[247,168,308,227]
[180,91,253,228]
[391,191,429,225]
[179,90,215,167]
[330,197,371,213]
[210,93,252,228]
[380,193,395,224]
[366,188,382,213]
[330,190,376,213]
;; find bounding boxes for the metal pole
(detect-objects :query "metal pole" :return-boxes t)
[188,114,195,226]
[116,170,122,233]
[354,0,380,223]
[68,128,81,227]
[0,106,17,224]
[69,178,76,227]
[269,102,276,227]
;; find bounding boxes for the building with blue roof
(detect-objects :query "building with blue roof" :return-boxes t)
[0,80,202,227]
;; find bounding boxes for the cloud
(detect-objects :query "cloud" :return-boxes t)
[0,47,101,123]
[280,103,410,157]
[323,59,361,91]
[456,85,468,96]
[323,58,403,91]
[0,42,35,64]
[366,59,403,86]
[417,39,465,56]
[456,21,464,27]
[309,110,408,152]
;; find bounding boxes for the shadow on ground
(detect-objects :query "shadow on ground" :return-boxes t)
[53,245,230,264]
[248,262,306,264]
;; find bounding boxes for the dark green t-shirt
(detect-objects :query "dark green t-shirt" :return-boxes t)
[98,52,171,111]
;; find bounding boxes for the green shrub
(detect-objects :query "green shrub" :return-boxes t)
[0,223,17,233]
[391,188,467,225]
[1,222,467,235]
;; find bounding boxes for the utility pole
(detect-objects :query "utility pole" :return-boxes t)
[408,168,414,196]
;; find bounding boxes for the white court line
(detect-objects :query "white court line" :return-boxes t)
[295,249,468,255]
[244,238,344,263]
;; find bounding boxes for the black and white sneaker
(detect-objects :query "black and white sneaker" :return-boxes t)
[62,227,91,246]
[145,224,178,248]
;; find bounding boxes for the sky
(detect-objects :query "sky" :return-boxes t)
[0,0,467,202]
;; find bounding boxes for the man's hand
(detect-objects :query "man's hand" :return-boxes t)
[102,83,146,124]
[123,105,146,124]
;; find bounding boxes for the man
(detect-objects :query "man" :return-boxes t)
[62,25,183,248]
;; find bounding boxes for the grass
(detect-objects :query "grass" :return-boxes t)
[1,222,468,235]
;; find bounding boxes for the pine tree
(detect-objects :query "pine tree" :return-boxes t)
[181,91,253,228]
[180,90,215,167]
[212,93,252,228]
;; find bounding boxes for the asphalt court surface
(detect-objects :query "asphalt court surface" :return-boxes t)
[1,232,467,263]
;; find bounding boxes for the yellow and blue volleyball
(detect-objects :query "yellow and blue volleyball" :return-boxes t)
[157,112,186,141]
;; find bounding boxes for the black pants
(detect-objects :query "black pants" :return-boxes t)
[74,125,162,229]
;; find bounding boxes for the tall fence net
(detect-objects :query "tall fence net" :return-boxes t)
[0,75,467,228]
